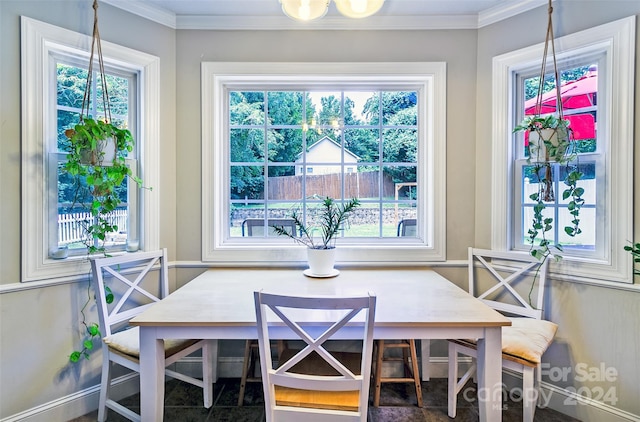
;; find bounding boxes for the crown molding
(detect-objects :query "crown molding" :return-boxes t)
[478,0,548,28]
[102,0,547,31]
[176,14,479,31]
[102,0,177,28]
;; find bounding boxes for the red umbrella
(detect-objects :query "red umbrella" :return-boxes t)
[524,67,597,140]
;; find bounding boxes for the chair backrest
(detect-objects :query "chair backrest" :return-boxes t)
[91,249,169,337]
[468,247,549,319]
[242,218,297,237]
[397,218,417,236]
[254,291,376,416]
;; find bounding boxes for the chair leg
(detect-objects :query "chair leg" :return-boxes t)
[97,358,112,422]
[238,340,254,406]
[373,340,384,407]
[408,339,423,407]
[535,363,544,408]
[522,366,536,422]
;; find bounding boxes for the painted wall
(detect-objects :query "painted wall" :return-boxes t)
[1,0,639,420]
[174,28,478,262]
[473,2,640,420]
[0,1,177,419]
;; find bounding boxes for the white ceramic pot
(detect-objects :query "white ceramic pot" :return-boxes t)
[80,137,117,166]
[528,127,569,163]
[306,247,336,276]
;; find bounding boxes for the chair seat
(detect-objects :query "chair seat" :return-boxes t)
[103,326,199,358]
[275,386,359,412]
[274,349,363,412]
[451,317,558,366]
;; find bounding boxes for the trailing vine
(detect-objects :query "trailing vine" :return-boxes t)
[69,282,113,362]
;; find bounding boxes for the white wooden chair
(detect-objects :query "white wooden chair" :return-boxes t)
[448,247,558,422]
[254,291,376,422]
[91,249,214,422]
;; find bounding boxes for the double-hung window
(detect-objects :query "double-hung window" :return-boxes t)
[21,17,160,282]
[53,58,139,256]
[492,17,635,284]
[202,62,447,265]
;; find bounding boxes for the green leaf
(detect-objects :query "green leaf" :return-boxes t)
[105,286,114,304]
[69,351,81,362]
[87,323,100,336]
[83,339,94,350]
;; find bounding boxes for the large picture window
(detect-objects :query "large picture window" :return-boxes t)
[202,62,447,265]
[21,17,160,282]
[492,17,635,284]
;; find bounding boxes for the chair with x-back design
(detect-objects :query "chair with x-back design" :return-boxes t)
[448,247,558,422]
[254,291,377,422]
[91,249,214,421]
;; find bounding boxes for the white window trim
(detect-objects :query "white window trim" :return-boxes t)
[21,17,160,282]
[491,16,635,285]
[201,62,447,265]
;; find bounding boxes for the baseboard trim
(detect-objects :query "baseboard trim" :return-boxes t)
[0,373,138,422]
[3,358,638,422]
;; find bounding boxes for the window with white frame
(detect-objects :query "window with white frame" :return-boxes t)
[492,17,635,284]
[21,17,160,282]
[201,62,447,265]
[53,57,140,257]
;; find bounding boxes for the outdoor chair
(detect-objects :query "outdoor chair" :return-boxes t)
[396,218,417,237]
[91,248,214,421]
[242,218,297,237]
[254,291,376,422]
[448,247,558,422]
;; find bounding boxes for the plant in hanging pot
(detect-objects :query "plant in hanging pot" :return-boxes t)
[65,0,148,362]
[514,114,572,163]
[64,118,143,255]
[513,116,585,264]
[272,196,360,277]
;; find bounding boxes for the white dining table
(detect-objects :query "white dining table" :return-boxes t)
[130,267,511,421]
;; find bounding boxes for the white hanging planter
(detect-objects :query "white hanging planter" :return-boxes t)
[305,247,338,277]
[528,127,569,163]
[80,137,117,166]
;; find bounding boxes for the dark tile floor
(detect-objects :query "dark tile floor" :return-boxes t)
[69,377,580,421]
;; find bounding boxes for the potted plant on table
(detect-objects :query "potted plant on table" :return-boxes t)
[272,196,360,277]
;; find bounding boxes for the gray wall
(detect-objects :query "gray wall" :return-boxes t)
[473,2,640,420]
[0,1,177,418]
[1,0,639,420]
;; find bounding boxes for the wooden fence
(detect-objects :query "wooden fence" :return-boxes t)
[58,209,127,245]
[268,171,394,200]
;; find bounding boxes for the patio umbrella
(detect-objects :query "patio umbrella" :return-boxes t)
[524,66,597,140]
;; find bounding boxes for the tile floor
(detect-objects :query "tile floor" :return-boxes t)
[69,377,581,421]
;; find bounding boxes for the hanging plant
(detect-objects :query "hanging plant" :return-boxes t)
[512,0,586,269]
[67,0,148,362]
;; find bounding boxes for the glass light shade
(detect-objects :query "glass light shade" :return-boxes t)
[280,0,329,21]
[334,0,384,18]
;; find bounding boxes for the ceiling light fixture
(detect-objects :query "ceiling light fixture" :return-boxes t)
[280,0,384,22]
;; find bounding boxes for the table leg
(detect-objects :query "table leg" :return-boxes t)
[139,327,165,422]
[476,327,503,422]
[420,339,430,381]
